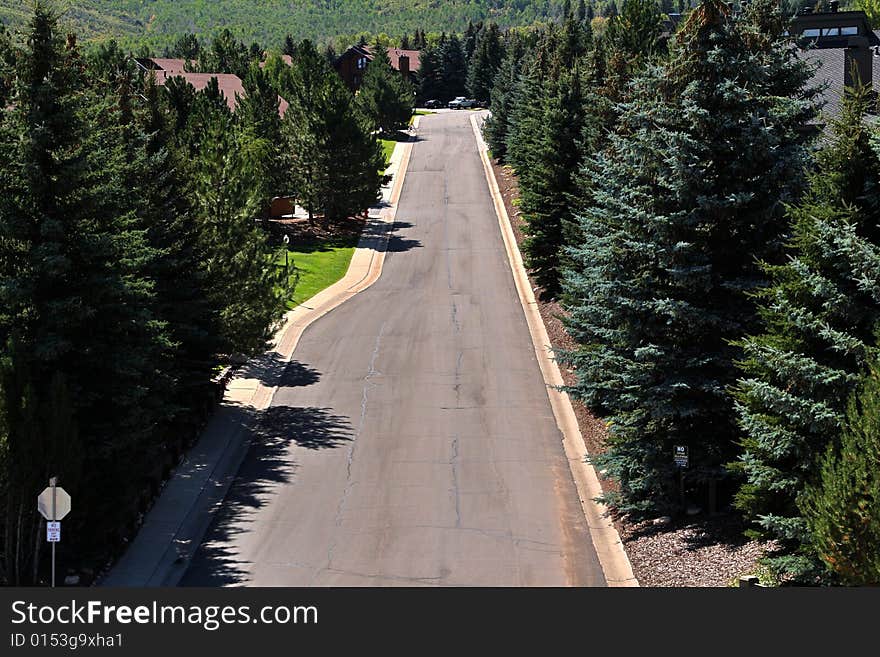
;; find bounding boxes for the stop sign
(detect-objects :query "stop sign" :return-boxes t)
[37,486,71,521]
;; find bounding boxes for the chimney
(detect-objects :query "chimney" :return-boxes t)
[398,53,410,78]
[844,36,872,88]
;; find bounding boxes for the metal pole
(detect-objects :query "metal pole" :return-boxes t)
[679,469,685,513]
[50,477,56,588]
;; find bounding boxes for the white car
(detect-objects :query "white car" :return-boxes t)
[448,96,467,109]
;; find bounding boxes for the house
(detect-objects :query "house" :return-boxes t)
[792,4,880,124]
[334,44,421,91]
[133,57,289,117]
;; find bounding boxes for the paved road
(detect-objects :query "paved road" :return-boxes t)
[182,112,605,586]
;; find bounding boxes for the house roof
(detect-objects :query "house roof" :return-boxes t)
[134,57,189,75]
[380,47,422,72]
[339,45,422,72]
[798,47,880,123]
[156,71,289,117]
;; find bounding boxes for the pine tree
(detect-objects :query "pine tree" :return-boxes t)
[732,83,880,580]
[169,33,200,60]
[0,3,166,581]
[238,62,288,199]
[440,34,468,99]
[800,360,880,586]
[520,68,587,298]
[192,107,287,356]
[357,41,414,135]
[466,23,504,103]
[283,34,297,57]
[416,42,444,102]
[483,32,525,161]
[284,41,384,224]
[560,0,816,514]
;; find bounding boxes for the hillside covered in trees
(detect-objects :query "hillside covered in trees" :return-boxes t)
[0,0,584,50]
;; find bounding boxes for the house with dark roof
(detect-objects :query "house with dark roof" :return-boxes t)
[792,4,880,124]
[334,44,421,92]
[133,57,289,117]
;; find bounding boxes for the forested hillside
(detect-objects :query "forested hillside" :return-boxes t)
[0,0,575,50]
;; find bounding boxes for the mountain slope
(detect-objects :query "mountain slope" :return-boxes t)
[1,1,570,49]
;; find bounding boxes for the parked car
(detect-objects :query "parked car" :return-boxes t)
[448,96,467,109]
[424,99,442,109]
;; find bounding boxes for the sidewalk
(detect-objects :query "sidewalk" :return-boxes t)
[100,124,418,587]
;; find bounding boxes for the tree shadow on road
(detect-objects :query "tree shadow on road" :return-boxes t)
[386,221,422,253]
[234,353,321,390]
[180,404,352,587]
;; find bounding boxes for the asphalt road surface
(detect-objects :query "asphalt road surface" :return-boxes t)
[182,111,605,586]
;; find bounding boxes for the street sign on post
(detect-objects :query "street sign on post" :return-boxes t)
[37,478,70,587]
[38,484,71,521]
[673,445,689,468]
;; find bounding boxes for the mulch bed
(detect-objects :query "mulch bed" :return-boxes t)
[270,213,367,246]
[489,158,772,587]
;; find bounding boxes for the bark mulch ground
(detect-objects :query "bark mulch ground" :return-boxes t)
[489,158,773,587]
[271,213,367,246]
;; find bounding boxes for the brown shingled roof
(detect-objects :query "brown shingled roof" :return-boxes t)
[362,46,422,72]
[156,71,289,117]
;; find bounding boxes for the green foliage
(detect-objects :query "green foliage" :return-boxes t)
[466,23,504,102]
[0,1,579,53]
[0,2,161,582]
[506,17,593,298]
[357,41,414,135]
[284,40,384,224]
[191,109,288,356]
[237,62,288,198]
[0,1,387,584]
[560,0,817,514]
[732,82,880,581]
[800,362,880,586]
[482,32,526,162]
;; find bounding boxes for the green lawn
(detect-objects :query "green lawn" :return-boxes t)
[277,235,359,309]
[380,138,396,171]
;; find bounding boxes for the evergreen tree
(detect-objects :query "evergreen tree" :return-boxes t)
[466,22,504,102]
[463,21,479,61]
[198,28,251,77]
[733,83,880,580]
[483,32,525,161]
[0,3,165,582]
[520,67,587,298]
[169,33,200,60]
[192,108,287,356]
[357,41,414,135]
[416,41,444,102]
[560,0,816,514]
[237,62,288,199]
[283,34,297,57]
[440,34,468,99]
[284,41,384,224]
[800,360,880,586]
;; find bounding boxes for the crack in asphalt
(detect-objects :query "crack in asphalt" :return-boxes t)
[322,566,444,585]
[320,321,387,580]
[450,436,461,529]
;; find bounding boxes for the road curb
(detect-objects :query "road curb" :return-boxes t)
[100,123,417,587]
[469,113,638,587]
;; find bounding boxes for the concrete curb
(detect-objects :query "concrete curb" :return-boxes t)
[100,123,418,587]
[469,113,638,587]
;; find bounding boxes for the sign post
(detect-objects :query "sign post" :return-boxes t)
[673,446,688,512]
[37,478,71,588]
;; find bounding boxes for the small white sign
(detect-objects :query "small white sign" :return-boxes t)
[47,521,61,543]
